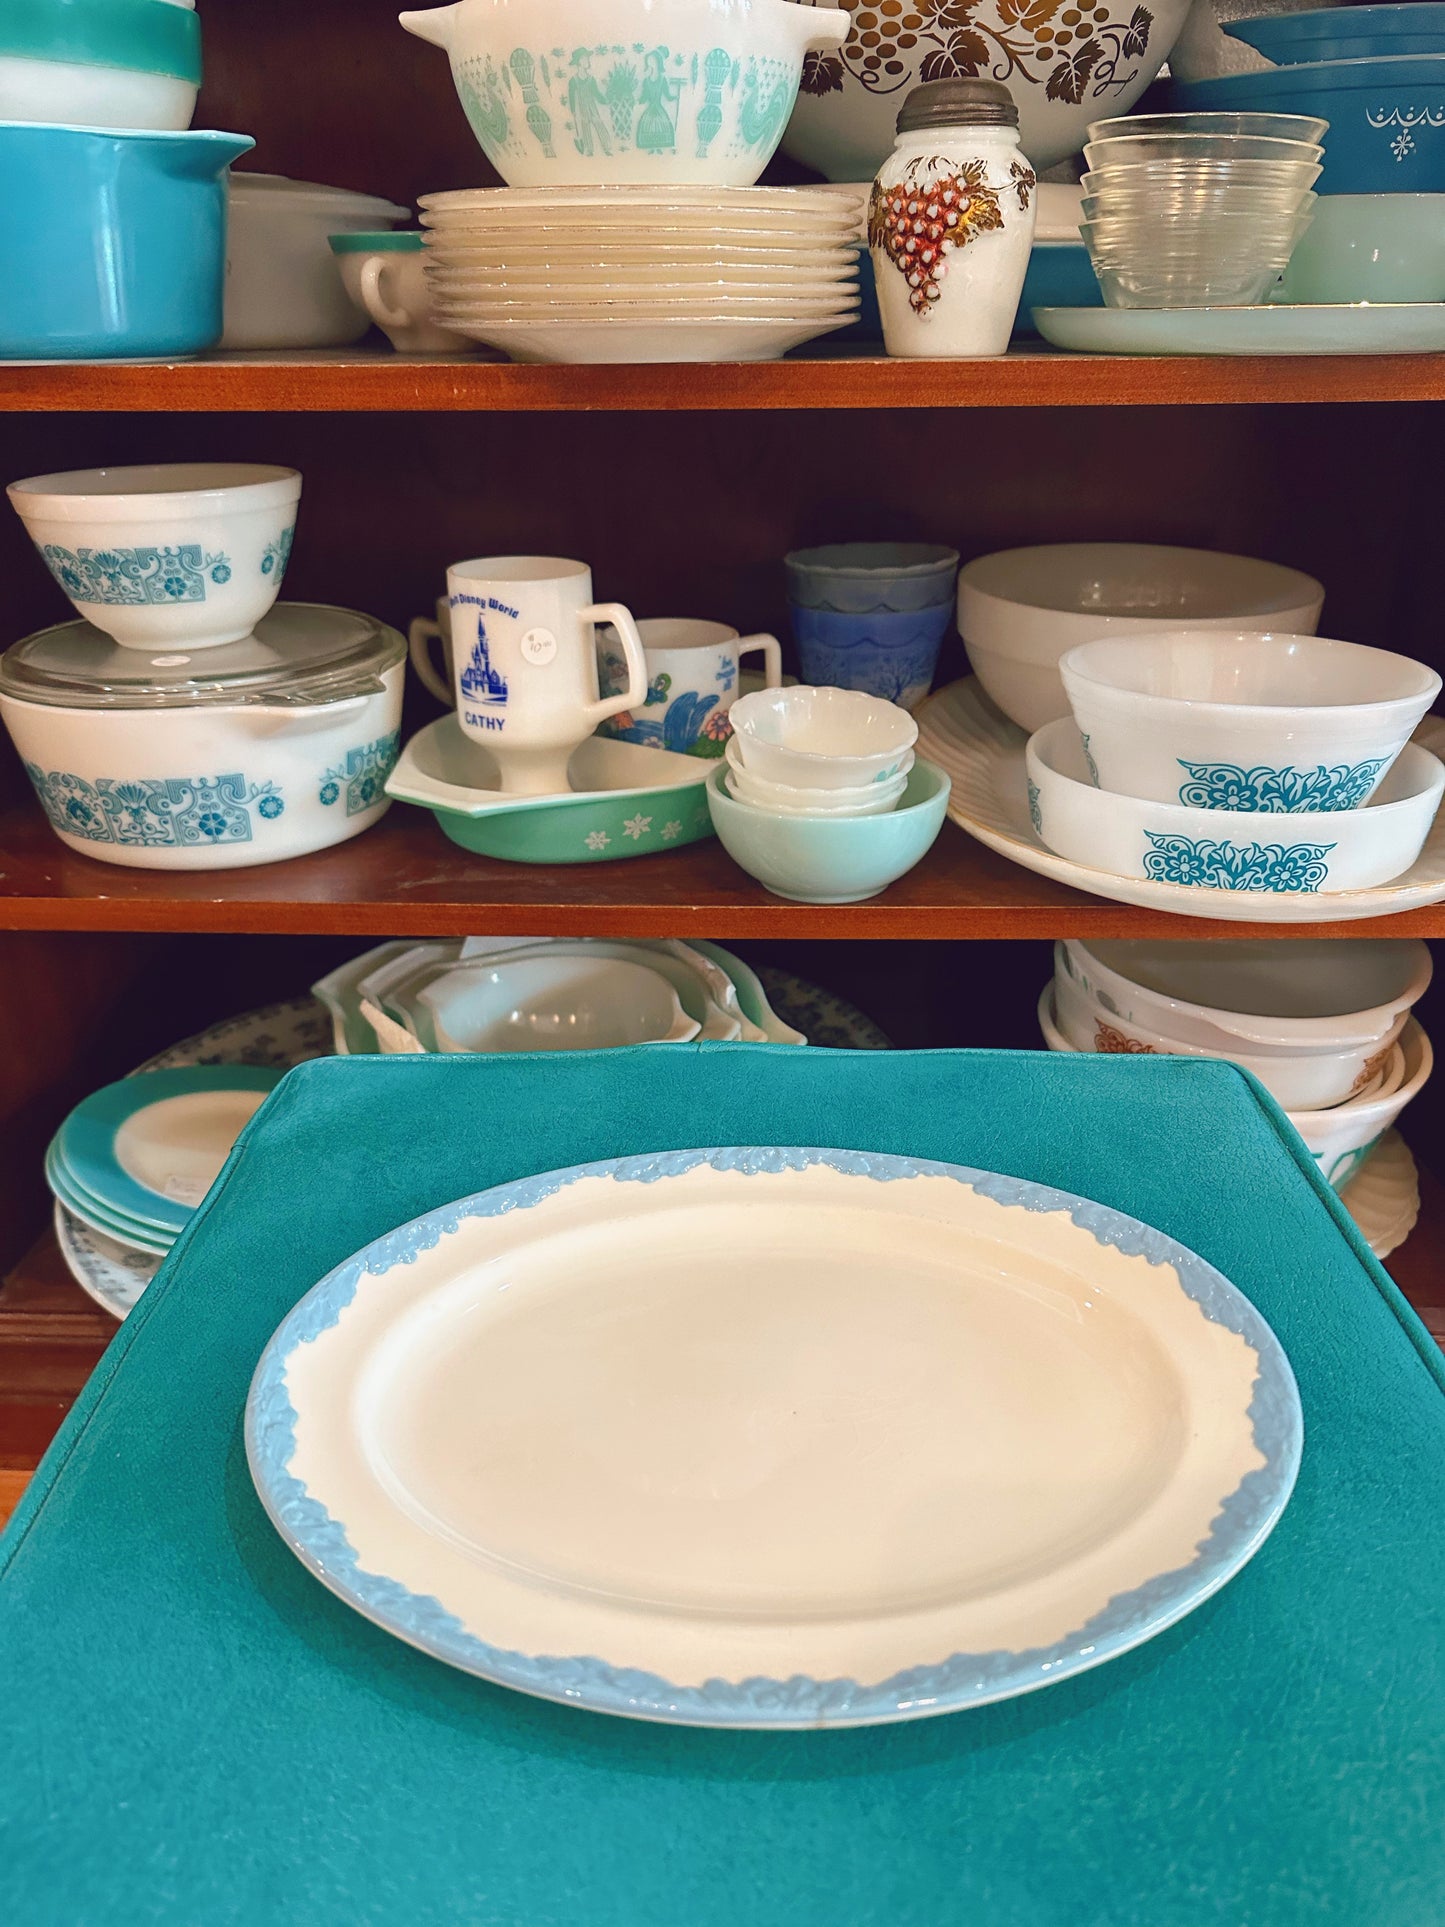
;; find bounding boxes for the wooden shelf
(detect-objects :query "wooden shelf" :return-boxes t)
[5,349,1445,414]
[3,802,1445,938]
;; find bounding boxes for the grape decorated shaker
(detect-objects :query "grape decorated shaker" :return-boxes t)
[869,79,1037,359]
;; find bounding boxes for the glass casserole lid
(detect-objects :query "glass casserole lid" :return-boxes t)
[0,603,406,710]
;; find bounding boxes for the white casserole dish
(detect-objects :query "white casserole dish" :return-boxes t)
[0,603,405,870]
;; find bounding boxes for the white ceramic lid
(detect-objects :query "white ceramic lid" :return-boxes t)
[230,172,409,222]
[0,603,404,711]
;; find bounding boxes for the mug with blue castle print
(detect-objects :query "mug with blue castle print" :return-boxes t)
[598,618,782,758]
[446,556,646,795]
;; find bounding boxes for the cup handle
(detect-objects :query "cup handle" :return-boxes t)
[736,631,783,688]
[408,617,453,705]
[582,603,646,724]
[360,255,415,333]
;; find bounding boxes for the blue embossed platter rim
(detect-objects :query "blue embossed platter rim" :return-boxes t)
[245,1146,1303,1730]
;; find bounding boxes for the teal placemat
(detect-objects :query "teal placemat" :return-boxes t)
[3,1047,1443,1927]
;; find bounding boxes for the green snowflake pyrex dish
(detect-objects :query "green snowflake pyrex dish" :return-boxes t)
[387,713,715,864]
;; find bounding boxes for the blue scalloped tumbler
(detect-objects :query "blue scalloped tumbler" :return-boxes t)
[0,123,255,359]
[791,602,954,710]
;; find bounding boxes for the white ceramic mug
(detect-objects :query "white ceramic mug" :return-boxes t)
[445,557,647,795]
[331,233,476,355]
[598,618,783,758]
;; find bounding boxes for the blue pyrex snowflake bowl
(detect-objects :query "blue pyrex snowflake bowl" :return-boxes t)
[0,121,252,358]
[1026,720,1445,894]
[7,463,300,649]
[1057,631,1442,811]
[1172,57,1445,193]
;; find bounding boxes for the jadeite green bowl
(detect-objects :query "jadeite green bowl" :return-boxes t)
[706,758,950,903]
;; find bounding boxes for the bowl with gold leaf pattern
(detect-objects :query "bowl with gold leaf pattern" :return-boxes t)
[782,0,1192,179]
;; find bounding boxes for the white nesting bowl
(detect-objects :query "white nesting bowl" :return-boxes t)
[1026,720,1445,893]
[7,463,302,650]
[1058,631,1441,810]
[728,685,917,790]
[418,954,700,1053]
[956,544,1324,733]
[1037,987,1430,1192]
[1051,960,1402,1110]
[1057,937,1432,1055]
[723,737,910,816]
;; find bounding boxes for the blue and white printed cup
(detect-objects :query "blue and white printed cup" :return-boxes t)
[598,618,782,758]
[785,542,959,615]
[791,602,951,711]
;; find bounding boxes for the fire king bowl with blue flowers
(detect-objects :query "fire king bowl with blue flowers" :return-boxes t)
[7,464,301,650]
[1025,718,1445,893]
[727,683,918,790]
[0,605,405,870]
[0,122,253,359]
[385,711,715,863]
[1058,631,1441,811]
[706,757,949,902]
[418,954,700,1054]
[1058,936,1432,1057]
[598,617,782,758]
[398,0,849,189]
[790,604,951,712]
[1050,958,1402,1110]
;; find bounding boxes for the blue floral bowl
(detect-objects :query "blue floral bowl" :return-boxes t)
[790,603,951,711]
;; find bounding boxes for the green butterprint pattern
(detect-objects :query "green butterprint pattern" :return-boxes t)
[455,44,797,166]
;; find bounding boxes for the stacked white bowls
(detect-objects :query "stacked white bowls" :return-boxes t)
[1041,938,1434,1190]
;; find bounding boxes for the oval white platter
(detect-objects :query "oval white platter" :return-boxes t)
[246,1147,1301,1729]
[915,676,1445,924]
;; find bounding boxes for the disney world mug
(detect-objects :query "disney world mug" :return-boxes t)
[599,618,783,757]
[446,557,647,794]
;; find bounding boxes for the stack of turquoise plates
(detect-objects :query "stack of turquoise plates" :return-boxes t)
[45,1066,284,1258]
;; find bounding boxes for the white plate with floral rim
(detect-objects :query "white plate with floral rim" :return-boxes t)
[246,1146,1300,1728]
[915,676,1445,924]
[56,977,889,1320]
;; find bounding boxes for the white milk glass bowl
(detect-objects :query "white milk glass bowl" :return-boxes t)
[1058,631,1441,809]
[418,954,701,1052]
[1057,937,1432,1055]
[956,544,1324,733]
[7,463,302,650]
[728,684,917,789]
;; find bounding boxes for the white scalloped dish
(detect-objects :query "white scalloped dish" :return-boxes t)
[246,1148,1300,1728]
[917,676,1445,923]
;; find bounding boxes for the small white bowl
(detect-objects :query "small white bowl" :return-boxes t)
[1051,962,1402,1111]
[418,954,700,1053]
[1027,720,1445,893]
[1058,631,1441,810]
[1037,986,1431,1192]
[728,685,917,790]
[1057,937,1432,1055]
[7,463,302,650]
[956,544,1324,733]
[723,738,910,816]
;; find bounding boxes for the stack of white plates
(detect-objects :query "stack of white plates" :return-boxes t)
[418,185,862,363]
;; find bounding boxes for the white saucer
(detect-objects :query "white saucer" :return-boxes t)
[1033,303,1445,356]
[914,677,1445,924]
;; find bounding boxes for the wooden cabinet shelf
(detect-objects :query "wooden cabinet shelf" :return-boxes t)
[3,802,1443,939]
[5,349,1445,414]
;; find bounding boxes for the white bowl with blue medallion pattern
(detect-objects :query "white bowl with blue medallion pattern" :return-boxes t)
[1025,718,1445,894]
[6,462,301,650]
[0,604,404,870]
[399,0,849,189]
[1058,630,1441,811]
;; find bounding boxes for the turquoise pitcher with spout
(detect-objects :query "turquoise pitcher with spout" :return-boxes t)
[0,123,255,359]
